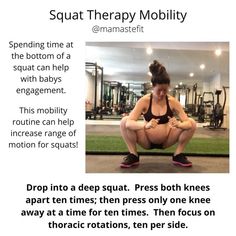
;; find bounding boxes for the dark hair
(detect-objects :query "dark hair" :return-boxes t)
[149,60,170,86]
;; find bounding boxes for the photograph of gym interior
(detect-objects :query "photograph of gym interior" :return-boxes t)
[85,42,229,173]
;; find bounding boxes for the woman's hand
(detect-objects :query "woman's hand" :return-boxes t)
[168,116,180,128]
[145,118,159,129]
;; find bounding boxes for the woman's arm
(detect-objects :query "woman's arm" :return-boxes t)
[125,97,151,130]
[170,98,193,130]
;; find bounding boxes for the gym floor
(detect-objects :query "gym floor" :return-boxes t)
[86,155,229,173]
[86,120,229,173]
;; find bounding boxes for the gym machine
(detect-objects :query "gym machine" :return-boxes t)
[173,83,190,111]
[197,95,205,123]
[102,81,124,117]
[85,62,104,119]
[185,83,198,116]
[203,86,228,130]
[119,85,129,115]
[199,92,214,124]
[102,81,113,116]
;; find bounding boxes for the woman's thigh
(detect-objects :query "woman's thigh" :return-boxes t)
[163,127,183,148]
[136,129,151,149]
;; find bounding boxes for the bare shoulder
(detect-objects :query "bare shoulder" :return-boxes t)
[167,95,181,109]
[137,94,151,105]
[167,95,178,104]
[167,95,188,120]
[129,94,151,118]
[142,93,151,101]
[133,94,150,113]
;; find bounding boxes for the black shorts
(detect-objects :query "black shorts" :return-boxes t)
[149,142,164,149]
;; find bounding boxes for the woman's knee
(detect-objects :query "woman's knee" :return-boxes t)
[188,118,197,132]
[120,116,136,130]
[120,116,129,129]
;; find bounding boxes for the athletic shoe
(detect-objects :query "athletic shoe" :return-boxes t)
[120,153,139,168]
[172,153,192,167]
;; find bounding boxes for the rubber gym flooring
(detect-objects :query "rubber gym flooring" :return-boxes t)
[86,120,229,173]
[86,155,229,173]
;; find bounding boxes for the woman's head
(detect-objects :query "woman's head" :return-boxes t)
[149,60,170,86]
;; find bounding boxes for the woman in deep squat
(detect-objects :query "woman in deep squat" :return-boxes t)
[120,60,196,168]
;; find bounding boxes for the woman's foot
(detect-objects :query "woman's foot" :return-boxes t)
[120,153,139,168]
[172,153,192,167]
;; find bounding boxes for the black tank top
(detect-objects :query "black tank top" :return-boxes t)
[143,94,173,123]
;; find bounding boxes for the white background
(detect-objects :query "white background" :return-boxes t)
[0,0,235,235]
